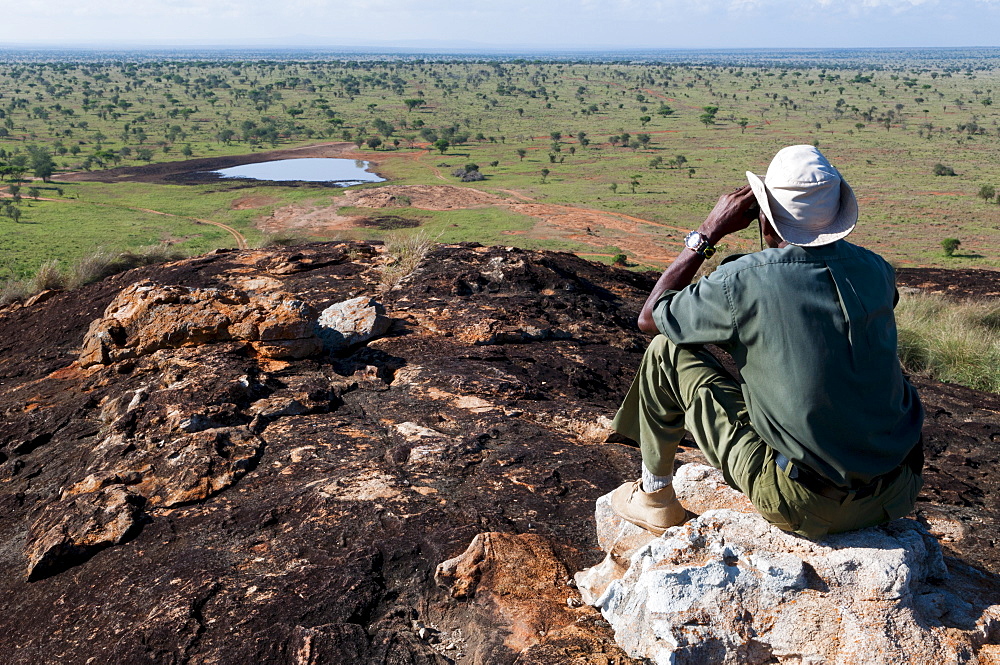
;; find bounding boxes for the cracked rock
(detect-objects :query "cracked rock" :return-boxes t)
[26,485,145,581]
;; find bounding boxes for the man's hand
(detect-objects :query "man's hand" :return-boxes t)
[699,185,759,245]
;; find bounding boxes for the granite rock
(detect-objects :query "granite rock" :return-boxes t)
[78,280,322,367]
[577,464,1000,665]
[314,296,391,351]
[26,485,145,581]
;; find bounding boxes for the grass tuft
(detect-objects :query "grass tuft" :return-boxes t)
[379,230,436,293]
[895,291,1000,393]
[253,232,310,248]
[0,244,187,306]
[27,259,68,293]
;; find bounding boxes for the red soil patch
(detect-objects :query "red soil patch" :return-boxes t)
[260,183,746,268]
[231,195,279,210]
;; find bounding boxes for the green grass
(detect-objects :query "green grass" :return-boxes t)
[0,194,212,280]
[2,56,1000,281]
[896,291,1000,393]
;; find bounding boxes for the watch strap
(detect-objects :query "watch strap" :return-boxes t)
[685,231,716,258]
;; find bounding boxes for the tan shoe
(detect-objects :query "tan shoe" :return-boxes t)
[610,480,687,536]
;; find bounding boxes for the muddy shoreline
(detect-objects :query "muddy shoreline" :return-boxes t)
[59,141,374,185]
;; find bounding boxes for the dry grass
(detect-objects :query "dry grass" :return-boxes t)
[253,232,310,248]
[378,230,437,293]
[27,259,68,293]
[0,244,187,306]
[896,291,1000,393]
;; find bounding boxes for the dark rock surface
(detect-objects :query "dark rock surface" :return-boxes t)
[0,242,997,664]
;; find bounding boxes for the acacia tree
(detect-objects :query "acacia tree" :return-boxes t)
[433,138,450,154]
[699,106,719,128]
[27,146,54,182]
[978,184,996,203]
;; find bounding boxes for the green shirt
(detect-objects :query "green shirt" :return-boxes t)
[653,240,923,487]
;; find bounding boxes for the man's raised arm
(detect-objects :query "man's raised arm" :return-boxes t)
[637,185,759,334]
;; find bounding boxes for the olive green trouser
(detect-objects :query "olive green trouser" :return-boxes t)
[611,335,922,540]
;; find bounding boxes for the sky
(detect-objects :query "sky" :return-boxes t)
[4,0,1000,50]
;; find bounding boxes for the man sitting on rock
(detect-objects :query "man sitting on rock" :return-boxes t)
[610,145,924,540]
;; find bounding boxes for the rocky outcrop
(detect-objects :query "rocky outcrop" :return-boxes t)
[0,242,997,664]
[78,280,323,367]
[577,464,1000,664]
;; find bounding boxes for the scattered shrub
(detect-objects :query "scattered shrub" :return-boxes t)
[933,163,957,176]
[451,166,485,182]
[941,238,961,257]
[612,253,628,266]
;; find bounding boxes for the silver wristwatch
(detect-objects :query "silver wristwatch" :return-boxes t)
[684,231,716,258]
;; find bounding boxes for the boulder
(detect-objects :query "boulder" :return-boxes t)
[314,296,391,351]
[576,464,1000,664]
[78,280,322,367]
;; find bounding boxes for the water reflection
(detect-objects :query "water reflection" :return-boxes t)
[208,158,384,185]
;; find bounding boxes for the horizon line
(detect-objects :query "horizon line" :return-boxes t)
[2,43,1000,53]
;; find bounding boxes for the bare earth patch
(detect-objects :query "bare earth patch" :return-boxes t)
[231,195,279,210]
[258,184,733,267]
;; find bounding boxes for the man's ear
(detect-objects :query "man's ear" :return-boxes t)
[760,214,783,248]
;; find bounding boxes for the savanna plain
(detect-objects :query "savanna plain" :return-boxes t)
[0,49,998,389]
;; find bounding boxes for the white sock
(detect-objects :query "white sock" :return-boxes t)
[641,464,672,492]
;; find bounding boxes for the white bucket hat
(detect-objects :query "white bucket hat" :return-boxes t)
[746,145,858,247]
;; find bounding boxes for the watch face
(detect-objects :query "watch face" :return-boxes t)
[685,232,701,249]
